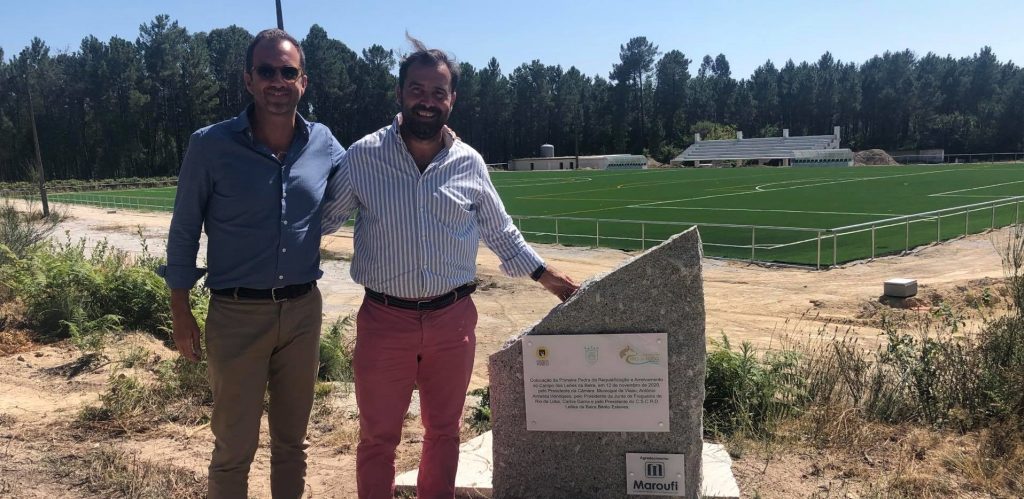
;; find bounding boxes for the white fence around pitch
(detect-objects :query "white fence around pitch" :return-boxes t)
[891,152,1024,164]
[1,189,174,213]
[823,196,1024,266]
[4,184,1021,269]
[510,214,828,267]
[511,196,1024,269]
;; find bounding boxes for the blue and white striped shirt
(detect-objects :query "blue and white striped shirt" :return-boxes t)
[321,114,543,298]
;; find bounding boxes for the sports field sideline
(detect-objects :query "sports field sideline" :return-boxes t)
[45,163,1024,266]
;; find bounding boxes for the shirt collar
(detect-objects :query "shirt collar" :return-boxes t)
[230,103,312,138]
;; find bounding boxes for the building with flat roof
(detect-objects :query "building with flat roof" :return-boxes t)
[509,144,646,171]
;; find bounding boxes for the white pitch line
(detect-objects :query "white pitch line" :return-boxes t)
[626,168,963,210]
[522,170,789,200]
[753,178,832,191]
[627,206,903,217]
[929,179,1024,197]
[541,165,996,218]
[497,177,594,188]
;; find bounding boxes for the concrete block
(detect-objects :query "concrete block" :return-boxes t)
[884,278,918,298]
[394,434,740,499]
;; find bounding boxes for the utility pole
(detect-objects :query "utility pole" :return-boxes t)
[26,75,49,217]
[276,0,284,29]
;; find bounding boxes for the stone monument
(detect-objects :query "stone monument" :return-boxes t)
[488,227,706,498]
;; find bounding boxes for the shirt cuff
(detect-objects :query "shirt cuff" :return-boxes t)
[158,264,208,290]
[498,246,545,278]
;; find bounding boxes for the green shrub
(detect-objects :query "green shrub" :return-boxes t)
[0,202,63,260]
[466,386,491,434]
[100,265,169,333]
[704,335,801,436]
[319,316,355,382]
[1,231,174,346]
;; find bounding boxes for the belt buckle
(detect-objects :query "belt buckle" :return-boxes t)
[415,298,431,311]
[271,286,287,303]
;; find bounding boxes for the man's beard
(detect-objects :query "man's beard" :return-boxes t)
[402,105,447,140]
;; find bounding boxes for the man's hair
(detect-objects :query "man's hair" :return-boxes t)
[246,28,305,71]
[398,34,460,92]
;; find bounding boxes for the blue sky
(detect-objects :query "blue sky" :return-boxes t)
[4,1,1024,79]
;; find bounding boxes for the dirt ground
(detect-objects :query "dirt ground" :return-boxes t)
[0,202,1014,498]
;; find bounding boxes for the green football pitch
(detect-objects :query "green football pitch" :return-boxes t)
[46,163,1024,266]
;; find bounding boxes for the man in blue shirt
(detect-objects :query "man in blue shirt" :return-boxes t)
[162,28,343,499]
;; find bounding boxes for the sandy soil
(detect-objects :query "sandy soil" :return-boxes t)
[0,202,1014,498]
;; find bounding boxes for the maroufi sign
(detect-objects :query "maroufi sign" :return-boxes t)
[625,453,685,497]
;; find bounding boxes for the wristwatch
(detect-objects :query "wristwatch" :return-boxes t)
[530,264,547,281]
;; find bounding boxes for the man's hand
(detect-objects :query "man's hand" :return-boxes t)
[538,265,579,302]
[170,289,202,362]
[443,125,460,141]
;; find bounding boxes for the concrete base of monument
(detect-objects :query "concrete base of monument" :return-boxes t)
[394,432,740,498]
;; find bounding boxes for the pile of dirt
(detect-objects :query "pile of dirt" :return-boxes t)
[854,149,899,166]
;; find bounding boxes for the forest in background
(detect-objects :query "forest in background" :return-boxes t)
[2,15,1023,181]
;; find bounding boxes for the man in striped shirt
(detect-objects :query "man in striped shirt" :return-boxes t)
[321,37,578,499]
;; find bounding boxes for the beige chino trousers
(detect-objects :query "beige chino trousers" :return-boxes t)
[205,287,322,499]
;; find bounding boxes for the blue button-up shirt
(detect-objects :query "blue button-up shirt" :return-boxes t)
[321,114,543,299]
[163,106,344,290]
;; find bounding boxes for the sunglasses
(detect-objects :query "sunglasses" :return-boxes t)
[251,65,303,82]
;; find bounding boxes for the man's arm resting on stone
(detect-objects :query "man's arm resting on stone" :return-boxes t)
[534,264,579,302]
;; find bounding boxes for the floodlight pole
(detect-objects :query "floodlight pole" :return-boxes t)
[276,0,284,29]
[25,74,49,217]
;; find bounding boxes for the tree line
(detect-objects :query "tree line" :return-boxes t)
[2,15,1023,182]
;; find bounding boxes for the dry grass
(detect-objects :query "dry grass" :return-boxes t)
[735,415,1008,498]
[0,329,33,356]
[319,248,352,261]
[321,415,362,455]
[46,446,205,498]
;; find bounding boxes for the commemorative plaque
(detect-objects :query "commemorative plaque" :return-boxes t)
[522,332,669,431]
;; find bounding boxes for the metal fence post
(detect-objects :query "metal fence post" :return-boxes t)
[816,231,822,270]
[596,220,600,247]
[871,225,876,260]
[905,219,910,253]
[992,206,996,230]
[750,226,756,262]
[965,210,970,236]
[555,218,560,245]
[641,223,646,251]
[937,216,941,243]
[832,233,837,266]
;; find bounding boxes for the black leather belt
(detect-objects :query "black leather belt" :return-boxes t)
[365,283,476,311]
[211,281,316,302]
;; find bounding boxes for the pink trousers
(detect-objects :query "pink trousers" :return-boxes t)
[353,295,477,499]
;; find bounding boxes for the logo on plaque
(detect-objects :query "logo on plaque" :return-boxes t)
[620,345,661,365]
[626,453,684,496]
[584,345,599,365]
[535,346,550,366]
[645,462,664,478]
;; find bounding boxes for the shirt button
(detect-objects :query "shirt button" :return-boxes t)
[283,220,288,225]
[278,275,284,280]
[281,248,287,253]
